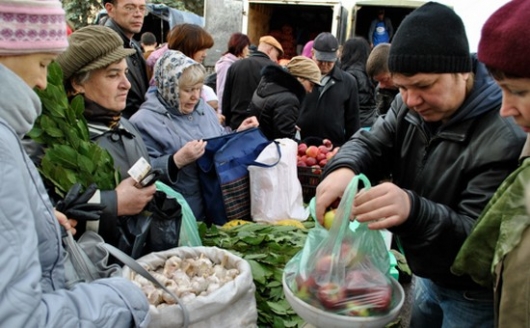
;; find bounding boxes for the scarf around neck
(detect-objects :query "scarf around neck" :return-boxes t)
[83,98,122,129]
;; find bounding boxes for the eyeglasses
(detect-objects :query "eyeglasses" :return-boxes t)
[121,4,148,16]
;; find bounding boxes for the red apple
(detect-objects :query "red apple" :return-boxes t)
[297,160,307,167]
[305,157,317,166]
[316,152,327,162]
[315,255,333,275]
[306,145,319,158]
[318,145,329,155]
[319,159,328,167]
[317,282,346,309]
[311,165,322,175]
[298,143,308,156]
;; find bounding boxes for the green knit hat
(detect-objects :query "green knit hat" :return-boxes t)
[56,25,135,80]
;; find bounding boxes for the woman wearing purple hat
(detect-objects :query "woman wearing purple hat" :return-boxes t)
[452,0,530,326]
[0,0,149,326]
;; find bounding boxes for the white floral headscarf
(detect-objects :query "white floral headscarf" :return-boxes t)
[154,50,197,109]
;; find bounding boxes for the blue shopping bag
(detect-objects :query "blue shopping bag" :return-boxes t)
[197,128,279,225]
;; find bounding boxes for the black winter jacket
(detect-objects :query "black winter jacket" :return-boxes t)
[297,65,360,146]
[105,19,148,119]
[343,63,377,127]
[222,51,277,130]
[247,65,306,140]
[324,57,526,290]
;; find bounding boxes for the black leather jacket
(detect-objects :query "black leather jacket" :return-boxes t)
[324,57,526,290]
[105,19,148,119]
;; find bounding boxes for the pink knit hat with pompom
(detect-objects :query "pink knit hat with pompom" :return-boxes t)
[0,0,68,55]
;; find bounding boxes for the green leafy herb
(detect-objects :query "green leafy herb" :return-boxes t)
[29,62,119,197]
[200,221,315,328]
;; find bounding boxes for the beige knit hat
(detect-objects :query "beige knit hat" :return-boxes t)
[56,25,135,80]
[286,56,322,86]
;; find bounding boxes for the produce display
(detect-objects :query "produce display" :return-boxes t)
[131,253,240,308]
[297,138,339,171]
[200,220,314,328]
[297,138,340,202]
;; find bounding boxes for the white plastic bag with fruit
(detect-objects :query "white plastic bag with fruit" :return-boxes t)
[123,246,258,328]
[284,174,394,318]
[249,138,308,222]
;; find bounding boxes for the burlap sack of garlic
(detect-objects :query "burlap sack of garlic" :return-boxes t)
[124,246,258,327]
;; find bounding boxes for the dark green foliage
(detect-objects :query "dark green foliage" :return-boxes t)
[29,62,119,197]
[200,221,316,327]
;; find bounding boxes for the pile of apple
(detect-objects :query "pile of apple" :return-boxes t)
[297,139,339,173]
[293,245,393,317]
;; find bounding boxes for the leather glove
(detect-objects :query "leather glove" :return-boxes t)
[56,183,106,221]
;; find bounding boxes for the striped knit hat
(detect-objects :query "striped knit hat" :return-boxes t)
[0,0,68,55]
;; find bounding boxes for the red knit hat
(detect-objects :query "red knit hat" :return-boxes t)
[478,0,530,78]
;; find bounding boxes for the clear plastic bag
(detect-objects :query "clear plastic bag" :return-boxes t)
[155,181,202,247]
[285,174,392,316]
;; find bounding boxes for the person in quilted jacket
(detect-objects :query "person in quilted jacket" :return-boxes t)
[0,0,149,326]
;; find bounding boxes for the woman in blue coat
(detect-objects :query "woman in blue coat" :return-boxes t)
[131,50,258,221]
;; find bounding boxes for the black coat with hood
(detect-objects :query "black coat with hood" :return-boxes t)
[324,56,526,290]
[342,63,377,127]
[247,65,306,140]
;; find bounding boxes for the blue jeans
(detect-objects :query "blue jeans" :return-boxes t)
[410,277,494,328]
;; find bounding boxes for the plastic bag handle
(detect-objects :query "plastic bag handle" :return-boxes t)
[331,174,371,256]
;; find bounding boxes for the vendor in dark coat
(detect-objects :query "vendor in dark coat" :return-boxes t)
[297,33,361,146]
[248,56,322,140]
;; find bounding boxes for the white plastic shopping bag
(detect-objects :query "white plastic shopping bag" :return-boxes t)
[249,138,309,222]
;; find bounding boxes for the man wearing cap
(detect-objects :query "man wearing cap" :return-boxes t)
[247,56,322,140]
[103,0,148,118]
[314,2,525,327]
[297,32,360,146]
[222,35,283,130]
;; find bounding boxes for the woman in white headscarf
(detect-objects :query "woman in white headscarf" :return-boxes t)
[131,50,258,221]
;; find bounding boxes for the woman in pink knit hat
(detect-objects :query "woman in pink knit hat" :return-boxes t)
[0,0,149,326]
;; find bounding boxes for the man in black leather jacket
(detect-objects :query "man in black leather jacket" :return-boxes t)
[103,0,148,119]
[315,3,526,328]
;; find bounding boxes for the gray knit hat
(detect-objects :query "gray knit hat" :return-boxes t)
[56,25,135,80]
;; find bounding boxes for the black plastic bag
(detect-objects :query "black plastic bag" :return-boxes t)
[147,190,182,253]
[118,191,182,259]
